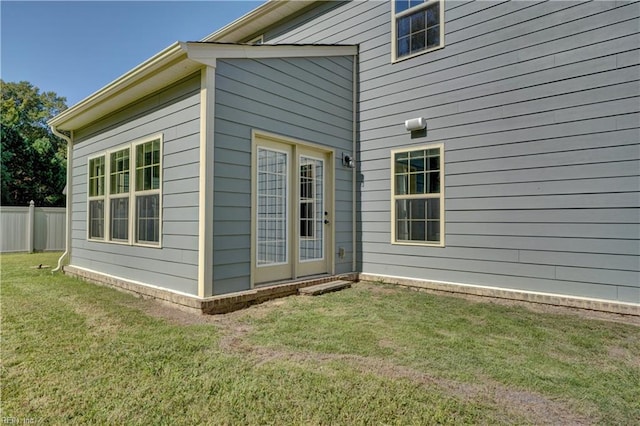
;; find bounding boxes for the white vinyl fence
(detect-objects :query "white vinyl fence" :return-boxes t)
[0,201,66,253]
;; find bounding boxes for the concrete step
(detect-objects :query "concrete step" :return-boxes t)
[298,280,352,296]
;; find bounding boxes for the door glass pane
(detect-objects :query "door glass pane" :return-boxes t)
[300,164,314,238]
[299,156,323,262]
[257,148,288,266]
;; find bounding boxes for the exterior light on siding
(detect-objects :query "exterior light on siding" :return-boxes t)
[342,153,355,168]
[405,117,426,131]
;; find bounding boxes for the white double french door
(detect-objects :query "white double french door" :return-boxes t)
[253,135,332,285]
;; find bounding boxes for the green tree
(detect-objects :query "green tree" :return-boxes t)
[1,80,67,206]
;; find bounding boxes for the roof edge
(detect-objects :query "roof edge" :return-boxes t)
[182,42,357,67]
[49,42,186,129]
[202,0,316,43]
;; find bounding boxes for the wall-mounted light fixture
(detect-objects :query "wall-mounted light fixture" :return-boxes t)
[342,152,355,168]
[405,117,426,132]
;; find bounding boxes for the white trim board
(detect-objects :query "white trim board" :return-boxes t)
[50,43,356,132]
[67,264,198,299]
[182,43,358,68]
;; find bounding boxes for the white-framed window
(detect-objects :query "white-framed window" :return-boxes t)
[86,134,162,247]
[391,144,444,246]
[108,147,130,242]
[391,0,444,62]
[134,138,161,245]
[87,155,105,240]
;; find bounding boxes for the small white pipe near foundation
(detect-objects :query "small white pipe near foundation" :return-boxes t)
[49,126,73,273]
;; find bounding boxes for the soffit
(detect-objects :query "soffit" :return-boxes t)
[49,42,356,132]
[183,42,357,66]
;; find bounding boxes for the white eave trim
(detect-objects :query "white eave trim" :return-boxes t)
[182,42,357,67]
[49,41,357,132]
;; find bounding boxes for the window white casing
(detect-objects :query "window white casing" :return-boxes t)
[391,143,445,246]
[85,134,163,247]
[133,136,162,246]
[391,0,445,63]
[87,154,106,240]
[108,146,131,243]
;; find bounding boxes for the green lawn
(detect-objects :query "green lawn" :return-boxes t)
[2,252,639,424]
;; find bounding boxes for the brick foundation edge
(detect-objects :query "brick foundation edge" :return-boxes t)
[63,265,358,314]
[61,266,638,316]
[359,273,640,317]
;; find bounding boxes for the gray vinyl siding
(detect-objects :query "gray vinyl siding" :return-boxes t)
[213,56,354,295]
[70,73,201,295]
[265,0,640,303]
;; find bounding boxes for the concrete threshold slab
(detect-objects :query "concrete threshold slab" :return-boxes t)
[298,280,351,296]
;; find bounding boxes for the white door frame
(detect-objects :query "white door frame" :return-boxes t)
[250,130,335,288]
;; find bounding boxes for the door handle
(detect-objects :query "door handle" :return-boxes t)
[324,219,330,225]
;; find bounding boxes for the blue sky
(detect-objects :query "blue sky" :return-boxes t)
[1,1,263,106]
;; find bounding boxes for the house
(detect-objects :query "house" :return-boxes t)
[49,0,640,315]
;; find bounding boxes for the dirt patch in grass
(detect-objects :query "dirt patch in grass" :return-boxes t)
[59,295,123,337]
[132,297,593,425]
[376,366,593,426]
[365,282,402,295]
[219,322,592,425]
[123,287,634,424]
[607,343,640,369]
[377,338,396,349]
[130,295,302,326]
[127,298,218,326]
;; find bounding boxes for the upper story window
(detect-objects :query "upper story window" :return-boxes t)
[392,0,444,62]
